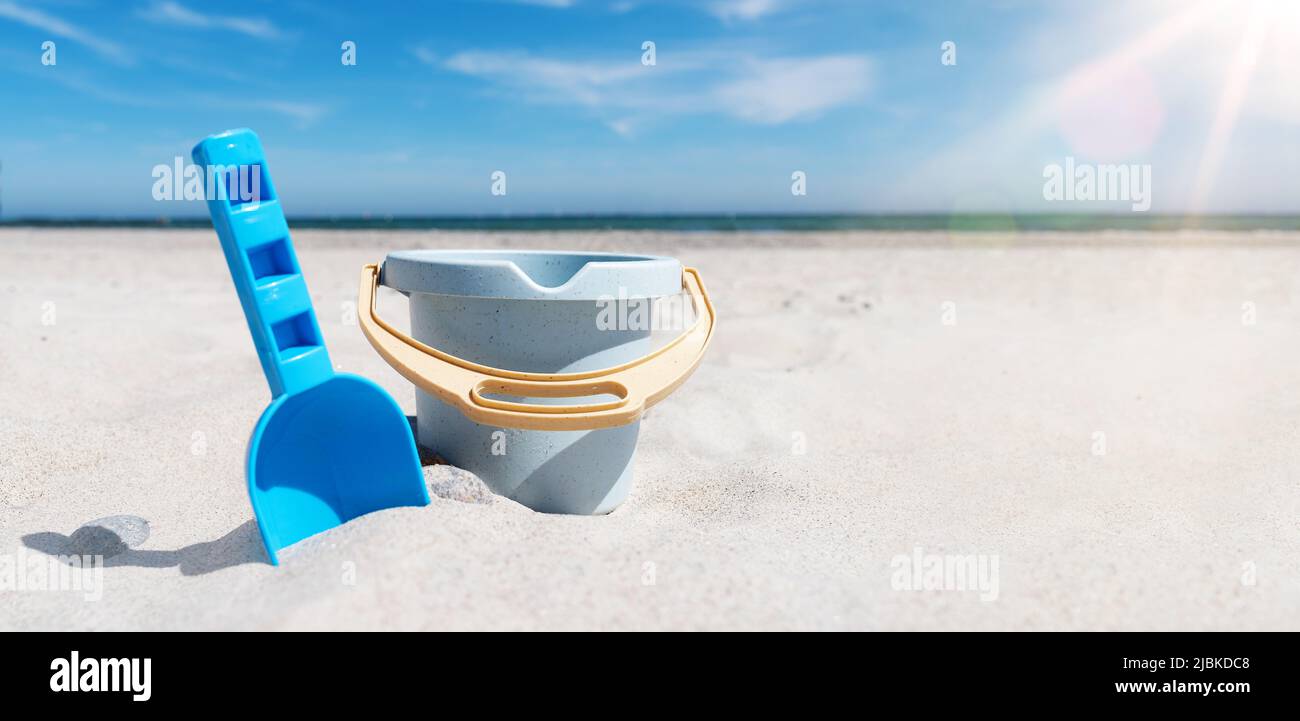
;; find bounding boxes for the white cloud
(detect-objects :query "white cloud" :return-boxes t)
[607,117,636,137]
[249,100,328,126]
[28,66,328,127]
[709,0,780,22]
[437,48,871,132]
[505,0,576,7]
[0,0,133,65]
[138,1,281,40]
[412,46,439,66]
[717,55,873,123]
[442,51,647,106]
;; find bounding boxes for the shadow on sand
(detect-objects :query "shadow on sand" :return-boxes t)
[22,519,268,575]
[20,420,446,575]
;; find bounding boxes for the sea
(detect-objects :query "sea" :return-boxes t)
[2,214,1299,232]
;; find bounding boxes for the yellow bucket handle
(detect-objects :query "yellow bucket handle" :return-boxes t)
[358,263,716,430]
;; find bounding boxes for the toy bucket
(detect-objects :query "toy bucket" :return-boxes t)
[357,250,715,514]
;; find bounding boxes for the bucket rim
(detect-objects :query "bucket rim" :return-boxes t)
[381,248,683,300]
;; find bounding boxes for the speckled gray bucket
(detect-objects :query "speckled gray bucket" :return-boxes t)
[381,250,683,514]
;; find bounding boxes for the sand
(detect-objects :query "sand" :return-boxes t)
[2,228,1298,631]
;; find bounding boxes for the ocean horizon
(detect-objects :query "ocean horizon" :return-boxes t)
[3,213,1299,232]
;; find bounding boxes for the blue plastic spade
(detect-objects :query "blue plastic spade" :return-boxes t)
[193,129,428,565]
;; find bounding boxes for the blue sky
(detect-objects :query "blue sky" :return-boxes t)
[0,0,1297,217]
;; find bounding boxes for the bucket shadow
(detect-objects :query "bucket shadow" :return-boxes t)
[22,519,268,575]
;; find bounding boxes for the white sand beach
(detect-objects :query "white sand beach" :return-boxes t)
[2,228,1298,631]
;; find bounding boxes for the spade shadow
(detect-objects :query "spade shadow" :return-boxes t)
[22,519,268,575]
[19,415,462,573]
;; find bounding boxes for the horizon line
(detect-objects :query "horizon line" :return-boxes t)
[3,212,1300,232]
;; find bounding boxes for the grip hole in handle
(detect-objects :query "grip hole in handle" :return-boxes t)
[223,163,275,209]
[272,311,322,360]
[477,390,624,407]
[472,379,629,414]
[248,238,298,287]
